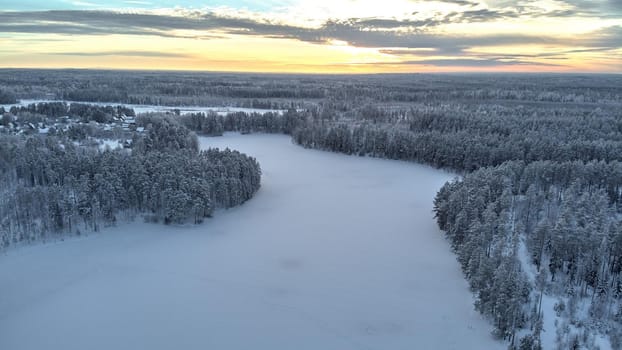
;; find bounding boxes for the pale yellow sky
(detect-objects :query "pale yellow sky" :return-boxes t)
[0,0,621,72]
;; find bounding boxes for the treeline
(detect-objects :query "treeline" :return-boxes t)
[178,110,308,136]
[3,70,621,110]
[0,116,261,249]
[0,88,16,104]
[291,104,622,172]
[8,102,135,123]
[133,114,199,153]
[434,160,622,347]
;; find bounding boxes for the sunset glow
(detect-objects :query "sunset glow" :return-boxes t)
[1,0,621,72]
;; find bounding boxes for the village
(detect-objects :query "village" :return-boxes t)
[0,102,148,150]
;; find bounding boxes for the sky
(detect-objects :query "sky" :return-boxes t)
[0,0,621,73]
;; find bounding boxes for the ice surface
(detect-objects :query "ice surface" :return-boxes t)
[0,133,502,350]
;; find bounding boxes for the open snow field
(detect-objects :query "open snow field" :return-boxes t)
[0,133,502,350]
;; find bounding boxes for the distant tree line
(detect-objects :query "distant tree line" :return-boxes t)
[291,103,622,171]
[1,70,621,109]
[0,88,16,104]
[9,102,135,123]
[0,116,261,249]
[177,110,308,136]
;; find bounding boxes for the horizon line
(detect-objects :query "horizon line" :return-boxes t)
[1,67,620,76]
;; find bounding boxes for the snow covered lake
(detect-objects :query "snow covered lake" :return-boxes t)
[0,133,502,350]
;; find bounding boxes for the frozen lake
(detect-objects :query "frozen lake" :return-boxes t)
[0,133,502,350]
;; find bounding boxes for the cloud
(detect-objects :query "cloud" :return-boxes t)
[584,25,622,48]
[0,10,232,38]
[48,50,192,58]
[0,10,311,40]
[570,0,622,11]
[380,48,451,56]
[558,0,622,16]
[389,58,563,67]
[348,17,445,29]
[435,0,480,6]
[0,10,210,32]
[338,9,517,30]
[307,20,557,49]
[0,9,619,60]
[446,8,518,22]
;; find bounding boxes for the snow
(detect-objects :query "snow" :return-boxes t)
[98,139,122,151]
[131,105,286,116]
[517,237,562,349]
[540,294,561,348]
[0,133,502,350]
[1,99,287,116]
[518,230,612,349]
